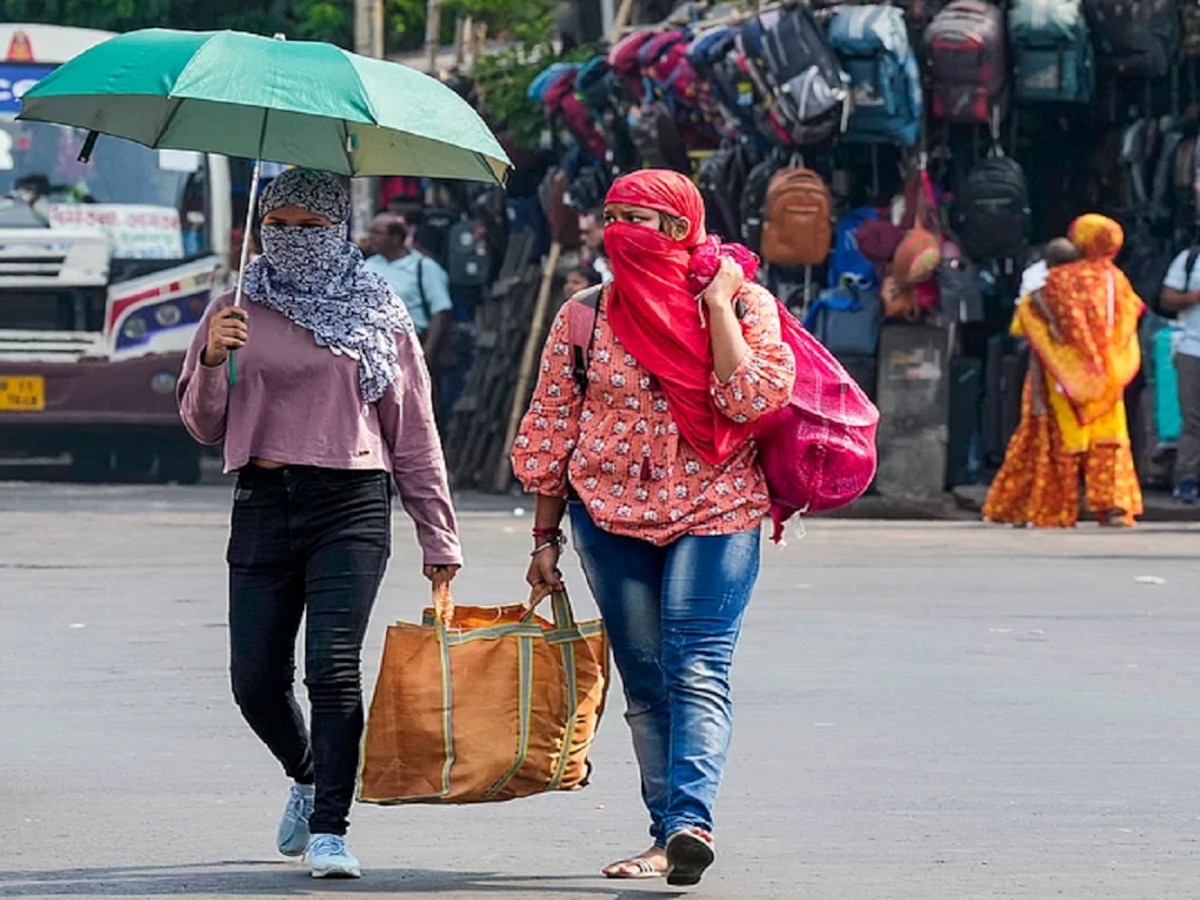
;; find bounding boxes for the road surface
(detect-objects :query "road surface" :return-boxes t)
[3,483,1200,898]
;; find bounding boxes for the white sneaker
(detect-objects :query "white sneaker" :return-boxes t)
[306,833,362,879]
[276,783,314,858]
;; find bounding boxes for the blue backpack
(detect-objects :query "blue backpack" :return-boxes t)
[527,63,579,104]
[688,26,758,137]
[827,5,922,147]
[1008,0,1094,104]
[829,207,881,290]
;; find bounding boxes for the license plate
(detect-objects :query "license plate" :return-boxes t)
[0,375,46,411]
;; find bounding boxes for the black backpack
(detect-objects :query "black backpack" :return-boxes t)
[1084,0,1181,77]
[739,153,785,252]
[740,7,850,147]
[629,100,691,173]
[952,156,1032,261]
[1120,231,1180,318]
[446,219,493,287]
[698,142,756,241]
[568,164,612,214]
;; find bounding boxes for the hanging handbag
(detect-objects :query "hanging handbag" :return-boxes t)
[358,585,609,805]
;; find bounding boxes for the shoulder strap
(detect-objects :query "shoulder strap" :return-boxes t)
[1186,244,1200,281]
[568,285,603,394]
[413,254,432,328]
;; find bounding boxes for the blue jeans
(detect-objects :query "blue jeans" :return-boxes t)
[570,505,760,845]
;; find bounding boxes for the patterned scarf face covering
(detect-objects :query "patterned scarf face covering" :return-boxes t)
[242,168,413,403]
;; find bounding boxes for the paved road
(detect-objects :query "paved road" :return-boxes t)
[3,484,1200,899]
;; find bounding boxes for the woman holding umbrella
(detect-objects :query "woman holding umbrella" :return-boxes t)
[178,169,462,879]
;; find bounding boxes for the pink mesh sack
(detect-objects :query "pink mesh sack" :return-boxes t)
[755,301,879,541]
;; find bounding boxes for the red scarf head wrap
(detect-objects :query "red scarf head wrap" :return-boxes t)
[603,169,753,466]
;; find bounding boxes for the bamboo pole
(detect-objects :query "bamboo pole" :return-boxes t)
[610,0,636,44]
[495,241,562,492]
[425,0,442,75]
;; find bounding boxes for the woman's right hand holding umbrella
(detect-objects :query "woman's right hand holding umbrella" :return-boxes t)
[203,307,249,367]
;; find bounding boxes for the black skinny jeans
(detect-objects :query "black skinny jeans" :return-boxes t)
[227,465,391,836]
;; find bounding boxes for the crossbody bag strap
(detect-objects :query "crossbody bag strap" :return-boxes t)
[414,254,432,332]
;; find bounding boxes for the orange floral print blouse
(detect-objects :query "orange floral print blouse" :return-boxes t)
[512,283,796,546]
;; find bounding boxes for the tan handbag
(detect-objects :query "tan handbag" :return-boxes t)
[358,585,609,805]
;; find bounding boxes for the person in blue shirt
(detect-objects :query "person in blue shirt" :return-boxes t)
[364,214,453,368]
[1159,247,1200,504]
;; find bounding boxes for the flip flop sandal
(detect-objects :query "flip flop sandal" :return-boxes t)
[602,856,663,880]
[666,829,716,887]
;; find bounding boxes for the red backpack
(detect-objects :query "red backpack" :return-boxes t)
[565,286,879,539]
[542,69,607,161]
[607,31,658,102]
[924,0,1008,123]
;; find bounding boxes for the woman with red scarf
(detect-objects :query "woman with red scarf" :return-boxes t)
[512,170,795,885]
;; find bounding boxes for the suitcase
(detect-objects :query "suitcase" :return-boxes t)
[874,323,952,500]
[946,355,983,487]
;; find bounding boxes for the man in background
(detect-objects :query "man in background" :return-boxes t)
[364,213,453,370]
[1159,244,1200,504]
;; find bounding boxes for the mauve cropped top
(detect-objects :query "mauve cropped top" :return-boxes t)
[177,292,462,566]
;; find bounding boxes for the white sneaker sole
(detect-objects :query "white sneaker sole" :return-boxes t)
[310,865,362,879]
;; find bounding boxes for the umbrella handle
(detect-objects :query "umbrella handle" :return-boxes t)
[227,159,263,389]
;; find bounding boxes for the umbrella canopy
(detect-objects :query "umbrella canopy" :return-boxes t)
[17,28,510,184]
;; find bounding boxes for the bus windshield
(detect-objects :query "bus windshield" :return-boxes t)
[0,119,210,260]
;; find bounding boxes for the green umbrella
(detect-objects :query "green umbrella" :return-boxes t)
[18,27,511,383]
[17,27,510,184]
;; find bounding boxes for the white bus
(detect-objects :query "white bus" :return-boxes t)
[0,24,232,482]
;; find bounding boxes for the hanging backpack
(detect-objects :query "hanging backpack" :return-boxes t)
[446,219,493,288]
[637,32,701,110]
[952,155,1032,261]
[628,101,691,173]
[1009,0,1095,104]
[1183,0,1200,58]
[828,5,924,147]
[607,31,658,103]
[829,207,883,290]
[740,7,851,147]
[924,0,1009,124]
[740,154,786,251]
[1084,0,1180,76]
[528,63,578,105]
[689,26,760,139]
[698,142,756,241]
[540,67,608,161]
[576,55,617,122]
[761,167,834,267]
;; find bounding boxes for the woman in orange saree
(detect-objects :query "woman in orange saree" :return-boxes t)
[984,215,1145,527]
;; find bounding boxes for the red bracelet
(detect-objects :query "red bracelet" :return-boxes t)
[532,527,563,539]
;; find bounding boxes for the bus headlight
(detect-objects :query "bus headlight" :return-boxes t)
[122,316,148,341]
[150,371,177,395]
[154,303,182,327]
